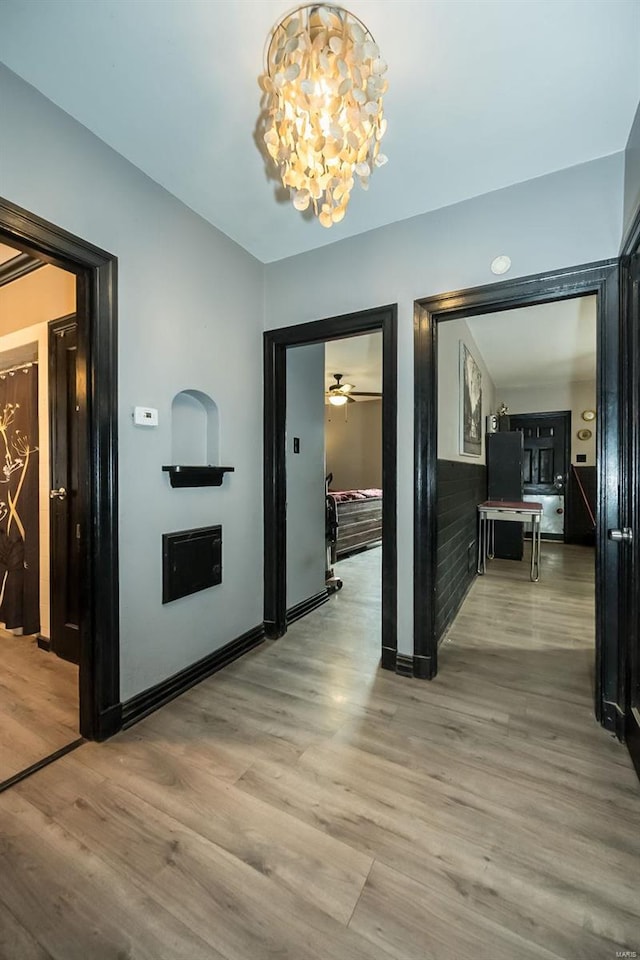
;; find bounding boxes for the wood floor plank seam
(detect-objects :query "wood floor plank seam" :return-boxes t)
[67,738,376,928]
[345,856,377,930]
[36,776,389,960]
[0,789,231,960]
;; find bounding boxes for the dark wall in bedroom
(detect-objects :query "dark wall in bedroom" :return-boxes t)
[436,459,487,640]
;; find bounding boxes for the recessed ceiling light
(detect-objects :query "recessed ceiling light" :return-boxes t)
[491,255,511,275]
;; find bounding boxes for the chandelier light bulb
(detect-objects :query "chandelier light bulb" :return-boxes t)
[261,3,389,228]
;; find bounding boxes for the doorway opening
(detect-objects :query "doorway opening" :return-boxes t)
[324,333,383,597]
[429,297,598,725]
[264,305,397,669]
[467,297,598,553]
[284,332,384,663]
[0,198,119,790]
[414,260,622,732]
[0,245,82,785]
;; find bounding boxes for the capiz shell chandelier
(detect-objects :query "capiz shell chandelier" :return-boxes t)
[261,3,388,228]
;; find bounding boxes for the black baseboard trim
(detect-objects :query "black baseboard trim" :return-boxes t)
[0,738,84,794]
[380,647,434,680]
[395,653,414,677]
[413,654,435,679]
[382,648,435,680]
[626,711,640,784]
[121,624,266,729]
[381,645,396,671]
[36,634,51,651]
[286,590,329,625]
[600,699,625,737]
[264,620,285,640]
[96,702,124,741]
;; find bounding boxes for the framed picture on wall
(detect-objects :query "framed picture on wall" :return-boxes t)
[460,341,482,457]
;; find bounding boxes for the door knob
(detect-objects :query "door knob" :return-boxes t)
[50,487,67,501]
[608,527,633,543]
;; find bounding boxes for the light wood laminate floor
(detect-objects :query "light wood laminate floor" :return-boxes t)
[1,544,639,959]
[0,630,78,784]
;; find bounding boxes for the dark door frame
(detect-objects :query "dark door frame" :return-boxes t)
[0,196,120,741]
[48,314,80,663]
[621,206,640,770]
[414,259,621,733]
[264,304,398,669]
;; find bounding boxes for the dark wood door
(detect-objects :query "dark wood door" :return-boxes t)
[509,411,571,497]
[49,317,80,664]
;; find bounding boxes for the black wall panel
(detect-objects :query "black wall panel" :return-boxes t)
[436,459,487,640]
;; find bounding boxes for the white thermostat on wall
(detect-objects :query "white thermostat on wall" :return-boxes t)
[133,406,158,427]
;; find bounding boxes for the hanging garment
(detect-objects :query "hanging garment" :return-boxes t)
[0,363,40,635]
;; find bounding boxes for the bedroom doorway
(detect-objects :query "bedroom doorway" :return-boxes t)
[0,243,83,788]
[284,332,383,625]
[0,198,119,783]
[324,333,383,591]
[413,259,625,733]
[264,305,398,671]
[427,296,598,735]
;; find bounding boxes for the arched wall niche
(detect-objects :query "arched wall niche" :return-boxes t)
[171,389,220,465]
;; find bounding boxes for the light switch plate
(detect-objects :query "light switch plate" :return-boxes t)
[133,406,158,426]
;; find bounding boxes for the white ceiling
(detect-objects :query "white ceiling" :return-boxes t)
[325,332,382,395]
[0,1,638,263]
[466,296,597,388]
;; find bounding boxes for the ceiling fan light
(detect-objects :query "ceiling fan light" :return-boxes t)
[329,393,348,406]
[261,4,389,228]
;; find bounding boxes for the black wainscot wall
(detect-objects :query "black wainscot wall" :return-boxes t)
[436,459,487,641]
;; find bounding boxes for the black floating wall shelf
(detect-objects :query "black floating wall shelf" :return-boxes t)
[162,465,234,488]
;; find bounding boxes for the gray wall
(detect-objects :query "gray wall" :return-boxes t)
[0,64,265,701]
[265,153,625,654]
[623,101,640,243]
[437,318,496,464]
[286,344,326,609]
[0,61,629,676]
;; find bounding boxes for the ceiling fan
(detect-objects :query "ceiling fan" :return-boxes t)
[326,373,382,406]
